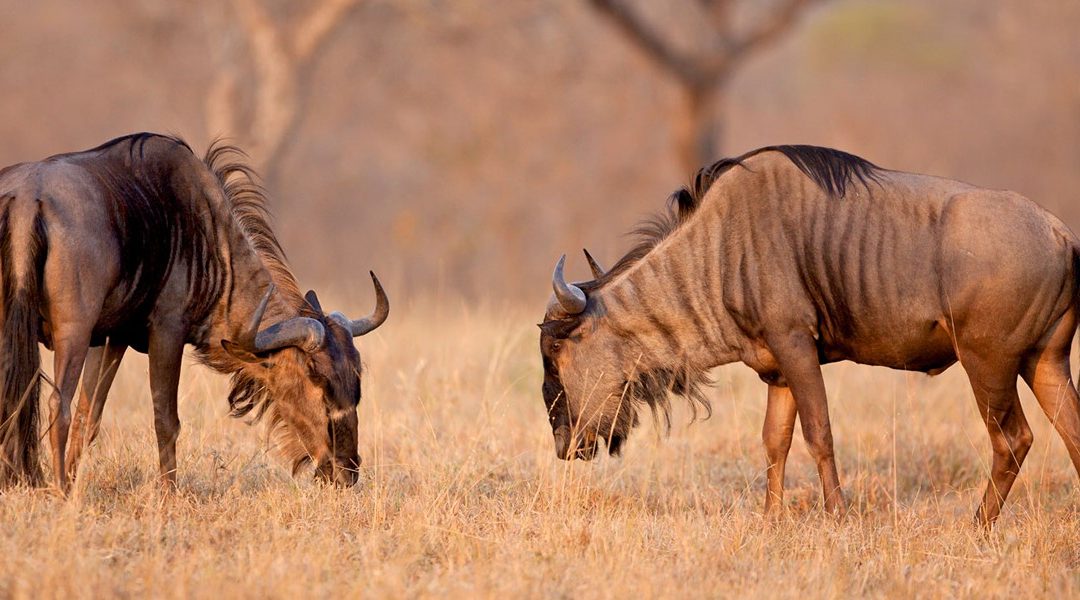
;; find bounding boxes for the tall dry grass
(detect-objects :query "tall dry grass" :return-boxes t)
[1,298,1078,598]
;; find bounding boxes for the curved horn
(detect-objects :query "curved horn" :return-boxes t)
[254,316,326,353]
[552,255,587,314]
[583,248,605,279]
[238,283,275,349]
[237,283,325,354]
[345,271,390,337]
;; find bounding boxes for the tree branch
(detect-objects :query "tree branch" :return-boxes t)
[232,0,295,166]
[206,0,361,179]
[588,0,710,87]
[292,0,362,63]
[587,0,825,169]
[205,69,239,142]
[729,0,819,57]
[698,0,734,38]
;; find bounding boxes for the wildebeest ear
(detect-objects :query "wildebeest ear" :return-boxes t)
[222,339,263,364]
[304,290,323,314]
[583,248,605,279]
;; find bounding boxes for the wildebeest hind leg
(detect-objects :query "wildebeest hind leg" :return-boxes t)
[46,329,92,493]
[963,357,1030,529]
[1020,340,1080,483]
[767,332,845,515]
[763,384,798,516]
[66,341,126,480]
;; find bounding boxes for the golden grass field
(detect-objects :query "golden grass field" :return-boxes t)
[2,298,1080,598]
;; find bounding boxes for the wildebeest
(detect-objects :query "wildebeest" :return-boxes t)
[540,145,1080,527]
[0,133,388,491]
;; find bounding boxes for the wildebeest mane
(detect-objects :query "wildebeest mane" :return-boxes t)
[199,141,316,431]
[582,145,880,293]
[202,141,307,312]
[764,145,882,198]
[83,131,193,156]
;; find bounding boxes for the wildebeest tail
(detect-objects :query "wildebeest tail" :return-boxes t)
[0,202,46,487]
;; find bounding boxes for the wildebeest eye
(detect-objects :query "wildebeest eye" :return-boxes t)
[551,341,561,351]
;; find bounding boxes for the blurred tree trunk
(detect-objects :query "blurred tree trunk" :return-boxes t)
[589,0,821,174]
[206,0,361,187]
[678,85,724,174]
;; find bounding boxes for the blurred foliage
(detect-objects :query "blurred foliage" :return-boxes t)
[807,1,965,73]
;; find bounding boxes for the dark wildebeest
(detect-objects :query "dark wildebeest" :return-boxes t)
[0,133,388,492]
[540,145,1080,527]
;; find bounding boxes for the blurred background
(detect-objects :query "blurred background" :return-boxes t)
[1,0,1078,302]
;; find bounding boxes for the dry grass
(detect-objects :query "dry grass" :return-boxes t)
[2,298,1080,598]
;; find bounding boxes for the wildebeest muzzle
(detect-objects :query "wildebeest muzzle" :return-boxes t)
[315,454,361,487]
[553,425,600,461]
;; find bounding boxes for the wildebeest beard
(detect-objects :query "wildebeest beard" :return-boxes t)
[562,364,712,457]
[226,368,312,473]
[617,364,712,444]
[543,316,712,457]
[226,364,326,476]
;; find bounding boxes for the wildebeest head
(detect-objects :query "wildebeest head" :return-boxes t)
[538,251,643,461]
[540,250,711,461]
[222,272,389,487]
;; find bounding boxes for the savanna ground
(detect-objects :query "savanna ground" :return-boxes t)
[2,298,1079,598]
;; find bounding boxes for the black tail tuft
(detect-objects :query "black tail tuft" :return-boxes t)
[0,202,46,487]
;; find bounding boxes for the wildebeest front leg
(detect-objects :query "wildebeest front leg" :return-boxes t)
[768,332,845,515]
[763,384,798,516]
[148,329,184,490]
[47,331,92,493]
[66,341,127,480]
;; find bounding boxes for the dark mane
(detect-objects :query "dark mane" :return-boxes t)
[580,155,748,293]
[95,132,193,156]
[47,132,193,162]
[760,144,882,198]
[199,141,314,431]
[202,141,306,310]
[581,145,880,293]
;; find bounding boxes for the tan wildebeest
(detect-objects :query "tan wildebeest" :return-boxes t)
[540,145,1080,527]
[0,133,388,492]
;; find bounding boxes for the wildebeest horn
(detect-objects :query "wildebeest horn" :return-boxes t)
[552,255,587,314]
[583,248,605,279]
[239,283,326,353]
[239,283,275,348]
[254,316,326,353]
[339,271,390,337]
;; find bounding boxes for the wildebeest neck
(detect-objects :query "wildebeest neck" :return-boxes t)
[592,215,744,376]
